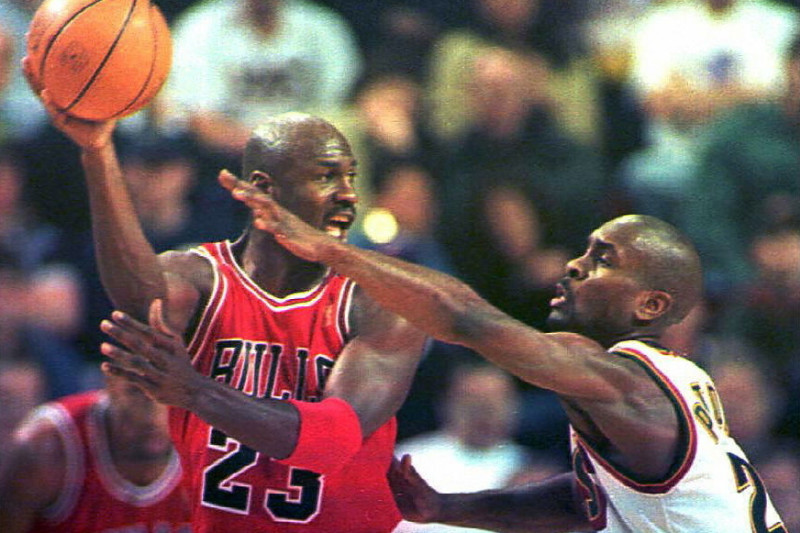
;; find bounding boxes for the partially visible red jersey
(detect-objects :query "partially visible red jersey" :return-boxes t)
[28,391,191,533]
[169,240,401,532]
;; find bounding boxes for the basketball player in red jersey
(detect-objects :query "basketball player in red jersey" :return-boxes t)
[0,373,191,533]
[26,62,428,531]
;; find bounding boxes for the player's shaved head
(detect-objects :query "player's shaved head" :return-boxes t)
[242,112,349,179]
[604,214,703,324]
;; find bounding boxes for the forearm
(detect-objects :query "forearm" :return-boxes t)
[433,473,591,533]
[318,240,495,346]
[188,376,300,459]
[188,380,365,474]
[82,144,166,320]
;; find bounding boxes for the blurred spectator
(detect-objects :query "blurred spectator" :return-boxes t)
[435,47,605,295]
[0,146,63,269]
[620,0,799,223]
[709,355,787,463]
[118,133,243,251]
[350,163,454,275]
[351,73,439,189]
[722,221,800,439]
[0,373,191,532]
[0,360,45,470]
[318,1,469,77]
[393,363,552,533]
[582,0,650,175]
[0,147,90,399]
[679,33,800,291]
[0,255,91,400]
[0,1,49,142]
[425,0,601,147]
[757,447,800,533]
[159,0,363,163]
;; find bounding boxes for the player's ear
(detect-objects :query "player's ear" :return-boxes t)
[635,290,672,322]
[249,170,273,191]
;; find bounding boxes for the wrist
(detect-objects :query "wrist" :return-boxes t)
[318,237,351,266]
[182,372,218,412]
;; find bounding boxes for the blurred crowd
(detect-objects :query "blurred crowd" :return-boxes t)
[0,0,799,529]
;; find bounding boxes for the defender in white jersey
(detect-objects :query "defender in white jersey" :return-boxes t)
[570,338,783,532]
[208,191,787,533]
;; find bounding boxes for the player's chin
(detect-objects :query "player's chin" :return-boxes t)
[545,308,570,332]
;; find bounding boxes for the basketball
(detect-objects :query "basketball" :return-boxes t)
[26,0,172,120]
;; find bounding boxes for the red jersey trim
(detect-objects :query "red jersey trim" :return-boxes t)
[574,345,697,494]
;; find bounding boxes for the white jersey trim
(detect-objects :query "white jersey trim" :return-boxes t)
[26,403,86,523]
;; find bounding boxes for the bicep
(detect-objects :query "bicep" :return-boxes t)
[323,295,428,437]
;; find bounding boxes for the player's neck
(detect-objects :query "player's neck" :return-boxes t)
[236,231,328,296]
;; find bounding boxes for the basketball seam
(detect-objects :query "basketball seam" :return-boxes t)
[113,4,159,118]
[38,0,106,86]
[64,0,139,113]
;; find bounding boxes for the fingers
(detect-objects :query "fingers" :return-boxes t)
[400,454,414,473]
[100,316,170,370]
[218,170,273,209]
[217,168,240,191]
[101,361,158,392]
[100,341,161,377]
[108,308,150,332]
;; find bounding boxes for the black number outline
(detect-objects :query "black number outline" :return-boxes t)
[201,429,259,514]
[264,467,324,523]
[728,452,787,533]
[201,429,325,522]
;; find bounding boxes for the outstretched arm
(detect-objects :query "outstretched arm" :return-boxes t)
[389,455,593,533]
[219,171,618,399]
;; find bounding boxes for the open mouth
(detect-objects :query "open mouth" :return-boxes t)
[324,211,354,239]
[549,282,568,308]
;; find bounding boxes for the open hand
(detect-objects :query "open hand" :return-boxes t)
[388,454,443,523]
[100,299,205,409]
[217,169,332,262]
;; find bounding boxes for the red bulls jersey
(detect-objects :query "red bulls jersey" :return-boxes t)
[170,240,401,532]
[27,391,191,533]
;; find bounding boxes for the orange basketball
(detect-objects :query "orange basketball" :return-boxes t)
[26,0,172,120]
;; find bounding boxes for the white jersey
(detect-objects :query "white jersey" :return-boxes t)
[570,339,785,533]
